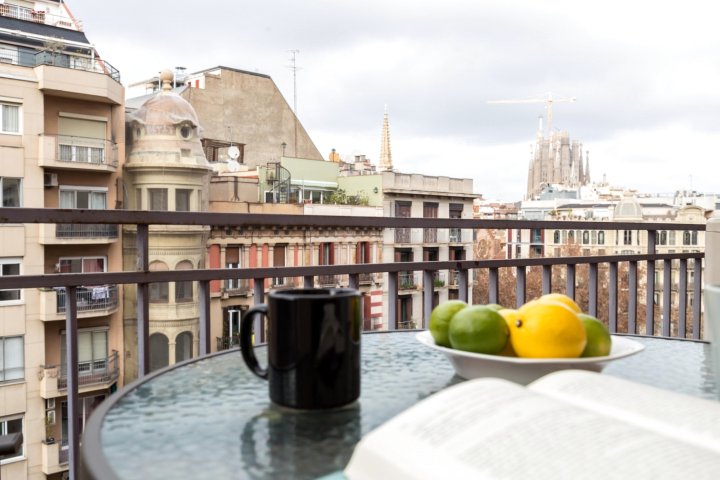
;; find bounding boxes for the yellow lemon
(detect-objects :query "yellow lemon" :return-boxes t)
[537,293,582,314]
[512,301,587,358]
[497,308,519,356]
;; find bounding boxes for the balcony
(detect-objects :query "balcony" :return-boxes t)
[41,441,67,475]
[38,134,118,172]
[449,228,462,243]
[40,351,119,399]
[0,207,713,478]
[395,227,411,243]
[223,278,251,297]
[423,228,438,243]
[35,62,123,105]
[39,221,119,245]
[39,285,119,321]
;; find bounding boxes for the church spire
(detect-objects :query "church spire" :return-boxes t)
[379,105,393,172]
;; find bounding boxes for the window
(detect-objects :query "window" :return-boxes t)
[582,231,590,244]
[598,231,605,245]
[553,230,560,243]
[58,257,105,274]
[1,177,21,207]
[61,329,107,378]
[320,243,334,265]
[149,261,169,303]
[175,332,193,362]
[273,245,286,286]
[658,231,668,246]
[61,395,104,449]
[149,188,168,211]
[591,231,597,244]
[150,333,169,372]
[669,231,676,245]
[623,230,633,245]
[0,103,20,134]
[0,259,21,302]
[176,189,191,212]
[175,260,193,303]
[0,415,23,462]
[225,246,247,291]
[0,336,24,382]
[59,188,107,209]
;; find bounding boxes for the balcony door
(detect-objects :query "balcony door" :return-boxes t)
[58,116,106,164]
[61,395,105,452]
[61,328,109,381]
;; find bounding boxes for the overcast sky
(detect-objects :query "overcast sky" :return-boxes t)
[69,0,720,201]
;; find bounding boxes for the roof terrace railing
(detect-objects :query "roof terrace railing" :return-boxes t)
[0,207,709,477]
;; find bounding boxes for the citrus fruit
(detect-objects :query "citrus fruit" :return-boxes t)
[578,313,612,357]
[497,308,520,356]
[538,293,582,314]
[511,301,586,358]
[448,305,509,354]
[429,300,467,347]
[486,303,504,311]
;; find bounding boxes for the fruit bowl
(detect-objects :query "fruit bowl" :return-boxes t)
[416,331,645,385]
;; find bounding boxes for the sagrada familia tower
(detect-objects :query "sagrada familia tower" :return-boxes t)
[526,122,591,200]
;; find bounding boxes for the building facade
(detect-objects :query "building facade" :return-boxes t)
[1,1,124,477]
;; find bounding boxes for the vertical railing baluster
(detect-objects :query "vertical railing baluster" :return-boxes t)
[423,270,434,328]
[199,280,211,355]
[663,259,672,337]
[628,261,638,334]
[388,273,398,330]
[66,286,79,480]
[459,269,469,303]
[253,278,265,343]
[646,230,656,336]
[516,266,526,309]
[489,268,499,304]
[609,262,618,333]
[566,264,576,300]
[693,257,702,340]
[303,275,313,288]
[589,263,598,317]
[678,259,687,338]
[542,265,551,294]
[136,224,150,377]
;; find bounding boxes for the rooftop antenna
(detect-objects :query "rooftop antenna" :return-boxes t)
[288,49,300,114]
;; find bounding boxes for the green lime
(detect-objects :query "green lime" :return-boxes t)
[448,305,509,354]
[578,313,612,357]
[486,303,504,311]
[429,300,467,347]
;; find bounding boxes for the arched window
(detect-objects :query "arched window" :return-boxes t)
[598,231,605,245]
[175,331,193,363]
[175,260,193,303]
[691,231,698,245]
[582,231,590,244]
[683,231,691,245]
[553,230,560,244]
[568,231,575,243]
[591,231,597,244]
[669,231,676,245]
[659,231,667,245]
[149,261,169,303]
[150,333,169,372]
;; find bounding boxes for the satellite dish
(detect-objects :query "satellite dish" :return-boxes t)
[227,160,241,172]
[228,146,240,160]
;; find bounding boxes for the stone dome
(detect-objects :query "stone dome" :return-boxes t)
[613,193,643,220]
[127,70,200,131]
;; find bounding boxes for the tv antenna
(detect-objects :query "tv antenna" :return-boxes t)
[288,49,300,114]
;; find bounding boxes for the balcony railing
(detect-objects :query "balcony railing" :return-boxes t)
[47,350,119,390]
[399,272,417,290]
[217,335,240,351]
[224,278,250,295]
[50,134,119,167]
[56,223,119,239]
[0,39,121,82]
[0,207,711,478]
[0,3,77,29]
[56,284,118,313]
[318,274,338,286]
[395,227,411,243]
[449,228,462,242]
[423,228,438,243]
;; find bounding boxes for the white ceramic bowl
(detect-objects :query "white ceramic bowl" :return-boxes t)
[416,330,645,385]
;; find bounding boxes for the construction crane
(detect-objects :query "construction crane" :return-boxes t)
[487,92,576,136]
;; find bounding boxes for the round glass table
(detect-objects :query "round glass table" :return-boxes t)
[82,332,718,479]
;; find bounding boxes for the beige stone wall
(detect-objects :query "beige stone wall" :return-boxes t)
[182,69,323,168]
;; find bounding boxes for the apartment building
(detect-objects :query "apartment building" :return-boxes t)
[0,1,124,478]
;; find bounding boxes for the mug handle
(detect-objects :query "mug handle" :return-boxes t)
[240,304,269,379]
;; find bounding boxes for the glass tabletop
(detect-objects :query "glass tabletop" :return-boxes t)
[83,332,718,479]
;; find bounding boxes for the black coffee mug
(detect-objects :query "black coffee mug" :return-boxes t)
[240,288,362,409]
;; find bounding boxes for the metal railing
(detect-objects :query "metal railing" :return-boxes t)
[46,134,119,167]
[217,335,240,351]
[398,272,417,290]
[56,284,118,313]
[0,3,78,29]
[0,42,121,82]
[56,223,119,239]
[395,227,411,243]
[449,228,462,242]
[54,350,119,390]
[423,227,437,243]
[224,278,250,295]
[0,207,709,478]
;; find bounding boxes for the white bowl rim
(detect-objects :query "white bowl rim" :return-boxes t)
[416,330,645,365]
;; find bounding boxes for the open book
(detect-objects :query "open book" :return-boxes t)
[343,370,720,480]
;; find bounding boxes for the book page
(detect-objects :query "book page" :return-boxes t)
[345,377,720,480]
[529,370,720,452]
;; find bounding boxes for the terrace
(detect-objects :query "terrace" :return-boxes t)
[0,207,713,478]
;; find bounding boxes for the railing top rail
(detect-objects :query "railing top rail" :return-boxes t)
[0,208,707,231]
[1,252,703,290]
